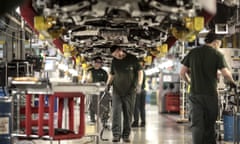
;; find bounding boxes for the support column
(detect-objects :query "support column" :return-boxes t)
[177,41,189,123]
[0,31,13,62]
[15,18,25,60]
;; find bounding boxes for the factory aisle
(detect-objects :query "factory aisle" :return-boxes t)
[27,105,192,144]
[85,104,192,144]
[18,105,226,144]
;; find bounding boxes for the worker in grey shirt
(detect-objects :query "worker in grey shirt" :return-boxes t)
[106,45,143,143]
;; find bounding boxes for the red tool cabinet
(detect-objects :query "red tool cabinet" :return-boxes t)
[165,92,180,113]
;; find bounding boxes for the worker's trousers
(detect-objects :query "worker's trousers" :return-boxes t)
[133,89,146,123]
[111,91,136,138]
[189,94,218,144]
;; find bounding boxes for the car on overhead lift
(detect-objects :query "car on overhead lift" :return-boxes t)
[18,0,239,65]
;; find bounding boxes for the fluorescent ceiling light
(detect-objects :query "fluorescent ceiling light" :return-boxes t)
[15,7,20,14]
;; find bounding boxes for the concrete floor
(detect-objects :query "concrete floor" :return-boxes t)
[14,104,229,144]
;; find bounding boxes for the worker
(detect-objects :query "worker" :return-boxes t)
[86,56,108,123]
[132,58,146,127]
[180,32,237,144]
[105,45,143,143]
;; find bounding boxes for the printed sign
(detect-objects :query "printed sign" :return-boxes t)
[163,75,172,82]
[0,117,9,134]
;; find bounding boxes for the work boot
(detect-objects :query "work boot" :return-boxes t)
[140,121,145,127]
[112,135,120,142]
[122,136,130,143]
[131,121,138,127]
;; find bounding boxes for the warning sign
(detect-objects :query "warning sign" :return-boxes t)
[0,117,9,134]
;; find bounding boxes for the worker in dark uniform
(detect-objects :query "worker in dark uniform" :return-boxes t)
[180,32,236,144]
[132,58,146,127]
[106,45,143,143]
[86,56,108,123]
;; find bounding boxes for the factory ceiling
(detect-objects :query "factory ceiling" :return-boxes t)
[18,0,239,65]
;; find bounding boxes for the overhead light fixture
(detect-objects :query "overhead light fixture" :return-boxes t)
[145,67,160,76]
[199,28,210,34]
[15,7,20,14]
[215,24,228,34]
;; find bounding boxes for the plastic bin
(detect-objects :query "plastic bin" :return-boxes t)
[34,96,58,112]
[0,97,12,144]
[150,91,157,105]
[0,88,7,97]
[223,113,240,141]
